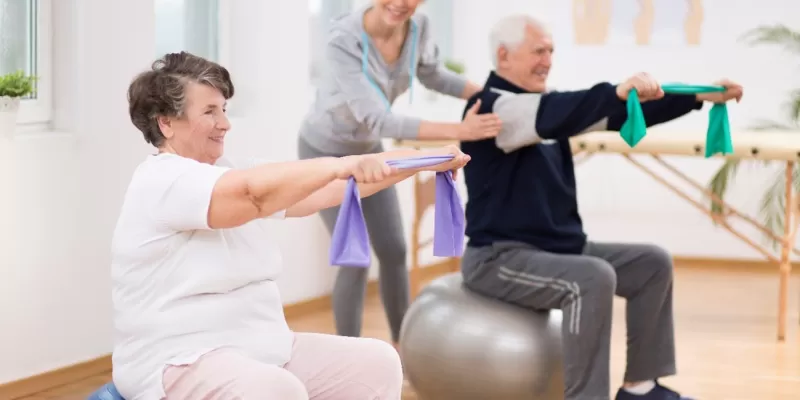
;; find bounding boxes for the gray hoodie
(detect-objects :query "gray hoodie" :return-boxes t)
[298,5,468,155]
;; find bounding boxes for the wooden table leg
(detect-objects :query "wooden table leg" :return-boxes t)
[449,257,461,273]
[607,153,800,341]
[778,160,795,341]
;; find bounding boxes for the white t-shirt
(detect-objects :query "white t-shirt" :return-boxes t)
[111,153,293,400]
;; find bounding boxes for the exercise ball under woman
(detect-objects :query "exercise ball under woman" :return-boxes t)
[297,0,502,351]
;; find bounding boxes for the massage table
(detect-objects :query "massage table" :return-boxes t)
[395,130,800,342]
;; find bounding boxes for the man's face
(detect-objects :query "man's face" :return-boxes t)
[496,24,553,92]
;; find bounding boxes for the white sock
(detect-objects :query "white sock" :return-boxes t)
[623,380,656,395]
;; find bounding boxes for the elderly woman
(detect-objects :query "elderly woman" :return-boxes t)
[298,0,501,352]
[112,51,469,400]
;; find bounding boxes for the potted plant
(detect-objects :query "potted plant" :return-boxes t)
[708,24,800,247]
[425,59,466,102]
[0,70,37,138]
[443,59,465,75]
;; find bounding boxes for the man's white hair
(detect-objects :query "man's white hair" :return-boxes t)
[488,14,548,67]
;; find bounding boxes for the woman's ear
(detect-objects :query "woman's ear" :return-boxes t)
[157,115,174,139]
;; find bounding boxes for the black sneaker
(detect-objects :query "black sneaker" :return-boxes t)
[614,381,695,400]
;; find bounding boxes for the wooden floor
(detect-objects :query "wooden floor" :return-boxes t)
[13,263,800,400]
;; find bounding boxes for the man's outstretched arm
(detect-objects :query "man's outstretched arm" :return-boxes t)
[606,94,703,131]
[492,73,671,153]
[492,82,626,153]
[493,76,742,153]
[607,78,744,130]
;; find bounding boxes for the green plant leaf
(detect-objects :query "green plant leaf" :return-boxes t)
[0,70,38,98]
[740,24,800,54]
[787,88,800,125]
[755,163,800,250]
[748,118,798,131]
[707,159,742,220]
[759,166,789,249]
[443,59,465,75]
[706,23,800,248]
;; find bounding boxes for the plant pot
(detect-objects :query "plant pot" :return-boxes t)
[0,96,21,138]
[426,89,438,102]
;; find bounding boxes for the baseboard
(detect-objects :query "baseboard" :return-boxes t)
[0,355,113,400]
[0,259,455,399]
[673,255,800,274]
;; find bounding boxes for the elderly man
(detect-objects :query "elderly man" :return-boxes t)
[459,14,743,400]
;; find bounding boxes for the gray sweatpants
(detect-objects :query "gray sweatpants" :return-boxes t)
[297,137,409,343]
[461,240,676,400]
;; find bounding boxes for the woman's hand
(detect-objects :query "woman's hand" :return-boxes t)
[422,145,471,179]
[334,154,398,183]
[333,145,470,183]
[458,100,503,141]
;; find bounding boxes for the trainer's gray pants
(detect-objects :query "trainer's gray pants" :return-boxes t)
[297,137,409,343]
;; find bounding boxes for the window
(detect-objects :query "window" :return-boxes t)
[308,0,357,85]
[0,0,52,126]
[155,0,220,61]
[416,0,454,62]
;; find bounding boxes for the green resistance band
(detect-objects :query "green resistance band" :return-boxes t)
[619,83,732,158]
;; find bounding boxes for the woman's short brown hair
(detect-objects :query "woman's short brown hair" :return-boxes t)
[127,52,235,147]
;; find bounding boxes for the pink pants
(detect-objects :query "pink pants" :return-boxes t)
[161,332,404,399]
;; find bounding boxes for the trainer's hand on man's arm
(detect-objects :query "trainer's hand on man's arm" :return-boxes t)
[615,72,665,102]
[458,100,504,141]
[416,99,502,142]
[696,79,744,103]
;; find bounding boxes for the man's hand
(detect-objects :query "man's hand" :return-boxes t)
[458,100,503,141]
[334,154,398,183]
[616,72,665,102]
[696,79,744,103]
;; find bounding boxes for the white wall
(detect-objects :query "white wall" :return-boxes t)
[1,0,799,386]
[1,0,335,385]
[0,0,157,385]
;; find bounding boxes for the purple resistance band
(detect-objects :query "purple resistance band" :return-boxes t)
[329,155,465,268]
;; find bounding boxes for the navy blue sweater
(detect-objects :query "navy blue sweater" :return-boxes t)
[460,72,704,254]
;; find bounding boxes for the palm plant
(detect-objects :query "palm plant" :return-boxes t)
[707,24,800,248]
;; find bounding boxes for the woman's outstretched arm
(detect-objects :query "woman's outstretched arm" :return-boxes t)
[286,146,469,218]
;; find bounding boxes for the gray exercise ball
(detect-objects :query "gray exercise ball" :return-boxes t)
[399,272,564,400]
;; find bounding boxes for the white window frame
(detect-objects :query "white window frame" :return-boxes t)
[15,0,53,129]
[308,0,354,84]
[217,0,231,66]
[417,0,454,62]
[154,0,220,62]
